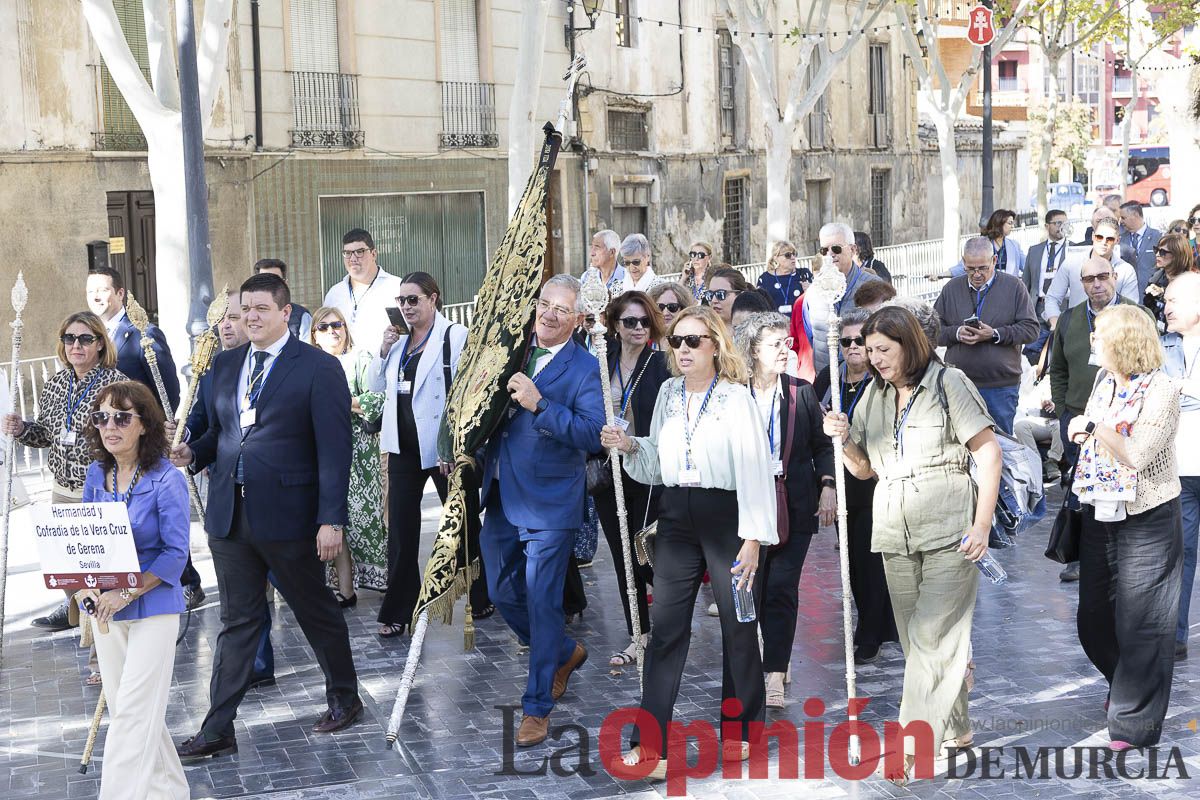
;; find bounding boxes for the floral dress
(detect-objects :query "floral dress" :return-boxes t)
[336,348,389,590]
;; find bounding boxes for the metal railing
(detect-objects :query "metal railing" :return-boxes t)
[290,71,364,148]
[439,81,499,148]
[2,356,62,477]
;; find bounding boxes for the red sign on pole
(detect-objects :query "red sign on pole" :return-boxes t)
[966,5,996,47]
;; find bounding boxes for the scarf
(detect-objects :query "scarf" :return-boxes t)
[1073,370,1157,521]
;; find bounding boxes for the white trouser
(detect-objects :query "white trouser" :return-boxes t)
[93,613,189,800]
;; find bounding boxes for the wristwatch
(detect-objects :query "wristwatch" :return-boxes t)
[991,330,1001,344]
[329,524,344,533]
[534,398,549,415]
[820,478,836,490]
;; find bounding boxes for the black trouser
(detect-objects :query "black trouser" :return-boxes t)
[201,492,359,740]
[593,470,656,638]
[847,504,898,648]
[379,450,489,626]
[1078,498,1182,746]
[632,488,765,755]
[759,529,813,672]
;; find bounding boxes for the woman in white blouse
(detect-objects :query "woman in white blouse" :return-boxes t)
[600,305,777,780]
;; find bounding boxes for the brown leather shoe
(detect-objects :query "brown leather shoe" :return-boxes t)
[312,697,364,733]
[516,714,550,747]
[552,643,588,701]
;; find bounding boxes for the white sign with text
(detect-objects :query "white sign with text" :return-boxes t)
[33,502,142,590]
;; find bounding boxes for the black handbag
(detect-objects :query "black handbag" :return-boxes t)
[1044,466,1082,564]
[586,454,613,495]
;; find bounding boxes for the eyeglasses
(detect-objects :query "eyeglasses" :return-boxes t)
[395,294,427,307]
[761,336,795,351]
[1093,234,1118,244]
[620,316,651,330]
[658,302,683,313]
[779,252,798,259]
[90,411,141,429]
[962,264,993,274]
[688,251,710,259]
[1080,272,1114,284]
[342,247,372,261]
[667,334,713,349]
[1155,248,1172,257]
[315,320,345,332]
[623,258,645,267]
[818,245,845,256]
[702,289,738,303]
[536,298,575,318]
[840,336,866,348]
[62,333,100,346]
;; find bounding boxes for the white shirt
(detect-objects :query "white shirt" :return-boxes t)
[624,378,778,543]
[530,338,569,379]
[104,308,127,339]
[321,268,404,356]
[630,269,659,293]
[751,382,783,461]
[237,331,289,419]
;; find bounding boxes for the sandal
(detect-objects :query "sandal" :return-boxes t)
[614,746,666,781]
[877,752,917,786]
[85,671,102,687]
[377,622,408,638]
[335,592,357,609]
[472,604,496,619]
[765,672,786,709]
[609,642,638,667]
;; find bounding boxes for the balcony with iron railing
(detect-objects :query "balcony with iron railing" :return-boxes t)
[440,81,499,148]
[289,71,364,148]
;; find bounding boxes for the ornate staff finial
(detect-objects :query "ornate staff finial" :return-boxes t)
[206,284,229,328]
[579,267,610,329]
[125,292,151,334]
[810,259,847,308]
[10,272,27,318]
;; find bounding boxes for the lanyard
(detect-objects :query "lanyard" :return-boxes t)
[681,376,719,470]
[398,326,434,375]
[616,358,642,419]
[892,388,922,456]
[347,270,380,322]
[973,282,991,318]
[65,371,101,431]
[837,266,863,313]
[771,270,797,304]
[841,364,869,421]
[110,464,141,504]
[749,382,778,453]
[994,240,1007,272]
[244,351,279,409]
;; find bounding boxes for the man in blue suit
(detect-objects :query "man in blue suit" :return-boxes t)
[481,274,606,747]
[86,267,180,411]
[170,273,361,761]
[1118,200,1162,295]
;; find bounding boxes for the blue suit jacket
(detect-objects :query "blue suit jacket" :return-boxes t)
[112,314,180,411]
[1120,226,1161,295]
[190,335,351,540]
[481,338,606,531]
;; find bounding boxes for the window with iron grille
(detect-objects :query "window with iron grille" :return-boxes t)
[870,170,892,247]
[615,0,634,47]
[289,0,363,148]
[723,177,749,266]
[608,109,648,151]
[718,29,736,146]
[96,0,150,150]
[867,44,890,149]
[806,52,827,149]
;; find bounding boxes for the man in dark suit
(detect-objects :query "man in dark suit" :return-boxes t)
[1021,209,1070,360]
[481,274,606,747]
[171,273,361,760]
[1119,200,1162,294]
[86,267,181,410]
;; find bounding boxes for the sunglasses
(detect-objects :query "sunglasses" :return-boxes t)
[1093,234,1118,244]
[1080,272,1114,284]
[395,294,427,307]
[779,252,798,259]
[688,251,710,259]
[315,320,345,332]
[818,245,846,256]
[667,334,713,349]
[623,258,645,267]
[90,411,141,429]
[1189,218,1199,226]
[840,336,866,348]
[62,333,100,346]
[620,316,651,330]
[658,302,683,313]
[1155,248,1172,257]
[702,289,738,302]
[1170,227,1188,235]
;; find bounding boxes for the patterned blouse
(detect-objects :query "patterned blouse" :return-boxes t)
[17,365,127,492]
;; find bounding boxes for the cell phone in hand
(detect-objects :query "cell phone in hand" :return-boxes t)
[963,315,983,329]
[385,307,409,334]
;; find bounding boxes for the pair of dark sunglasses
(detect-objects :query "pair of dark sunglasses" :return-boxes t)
[315,320,345,332]
[702,289,737,303]
[1155,247,1172,257]
[688,251,710,259]
[1189,218,1199,226]
[91,411,141,429]
[623,258,645,267]
[620,316,651,330]
[395,294,427,307]
[658,302,683,313]
[819,245,846,256]
[840,336,866,348]
[62,333,100,346]
[1093,234,1118,244]
[666,334,713,349]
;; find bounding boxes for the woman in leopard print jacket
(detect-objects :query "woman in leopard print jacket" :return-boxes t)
[2,312,126,500]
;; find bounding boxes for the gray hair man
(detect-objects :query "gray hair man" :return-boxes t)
[589,229,631,294]
[619,233,658,292]
[933,236,1039,434]
[1044,217,1140,326]
[802,222,883,373]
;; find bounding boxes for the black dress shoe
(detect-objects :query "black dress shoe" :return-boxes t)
[32,604,75,632]
[313,697,364,733]
[247,675,276,690]
[854,645,881,665]
[177,733,237,763]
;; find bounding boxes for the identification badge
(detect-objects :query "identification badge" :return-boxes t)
[772,459,784,476]
[778,305,793,314]
[59,429,77,446]
[240,408,257,428]
[613,418,630,432]
[399,380,413,395]
[679,467,702,487]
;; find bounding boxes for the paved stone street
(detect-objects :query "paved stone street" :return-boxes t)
[3,481,1200,800]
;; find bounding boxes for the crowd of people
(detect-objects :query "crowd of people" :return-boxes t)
[8,200,1200,794]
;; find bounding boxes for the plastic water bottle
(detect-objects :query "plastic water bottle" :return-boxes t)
[732,563,756,622]
[962,534,1008,585]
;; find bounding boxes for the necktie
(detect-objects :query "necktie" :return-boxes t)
[1132,232,1141,254]
[236,351,270,484]
[1047,242,1057,269]
[525,347,550,378]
